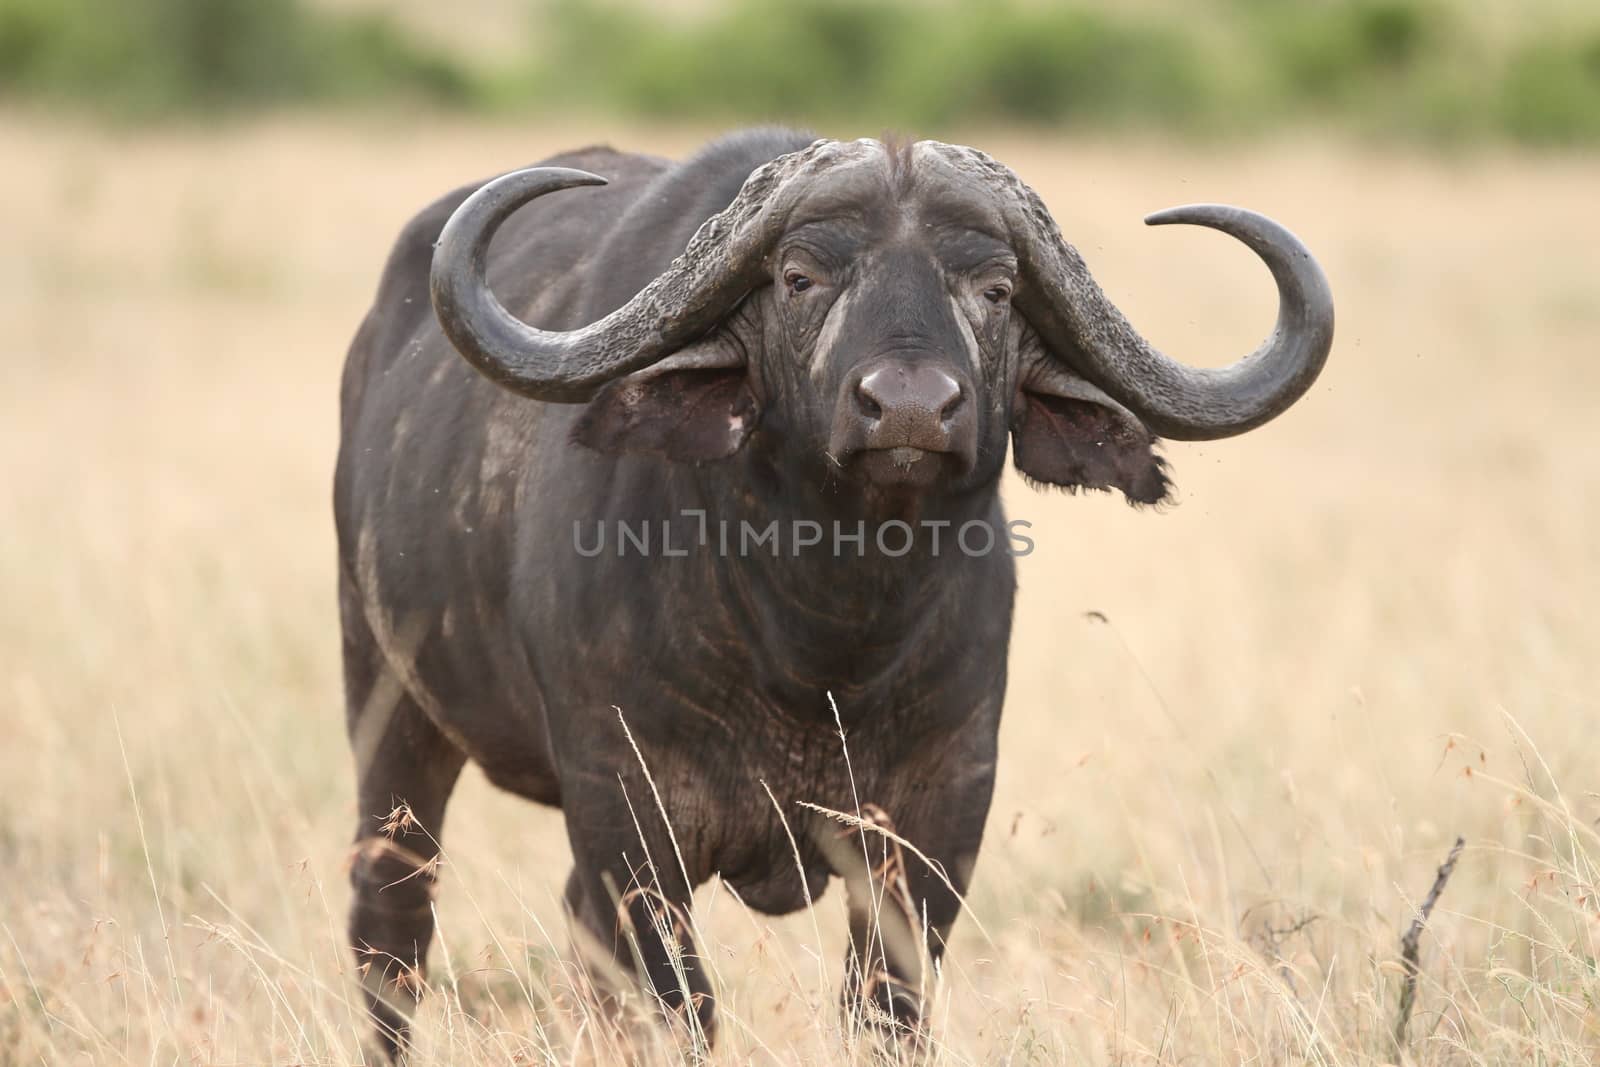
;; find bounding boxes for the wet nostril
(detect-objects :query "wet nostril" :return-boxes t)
[939,388,966,422]
[856,378,884,420]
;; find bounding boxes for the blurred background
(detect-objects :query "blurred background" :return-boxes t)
[3,1,1599,1063]
[2,0,1600,139]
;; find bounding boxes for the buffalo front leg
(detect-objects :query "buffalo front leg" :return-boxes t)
[831,801,981,1044]
[344,648,466,1060]
[564,843,716,1050]
[834,804,929,1038]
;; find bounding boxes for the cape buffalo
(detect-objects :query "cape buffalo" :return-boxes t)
[335,128,1333,1056]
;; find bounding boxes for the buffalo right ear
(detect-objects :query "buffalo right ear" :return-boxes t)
[572,340,759,461]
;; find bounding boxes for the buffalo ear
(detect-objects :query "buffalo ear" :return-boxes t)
[572,342,758,461]
[1011,350,1170,506]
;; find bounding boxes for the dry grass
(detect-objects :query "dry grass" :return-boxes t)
[1,114,1598,1064]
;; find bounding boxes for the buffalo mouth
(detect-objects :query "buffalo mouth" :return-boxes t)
[850,445,950,488]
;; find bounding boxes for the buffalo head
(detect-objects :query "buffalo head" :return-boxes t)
[430,138,1333,506]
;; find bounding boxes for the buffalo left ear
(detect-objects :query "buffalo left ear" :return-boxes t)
[1011,353,1171,506]
[572,339,759,461]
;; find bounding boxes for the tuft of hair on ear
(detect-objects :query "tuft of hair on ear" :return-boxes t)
[1123,447,1173,508]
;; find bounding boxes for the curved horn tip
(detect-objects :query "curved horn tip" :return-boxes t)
[1143,203,1235,227]
[510,166,608,188]
[1042,200,1332,441]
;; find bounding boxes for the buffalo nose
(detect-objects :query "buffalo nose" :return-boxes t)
[856,364,965,425]
[830,358,978,474]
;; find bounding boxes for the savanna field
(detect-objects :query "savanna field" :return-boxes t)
[1,115,1598,1064]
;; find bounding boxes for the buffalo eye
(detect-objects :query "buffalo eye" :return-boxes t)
[785,270,813,293]
[982,284,1011,305]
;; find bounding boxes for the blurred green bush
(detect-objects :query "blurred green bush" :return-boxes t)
[0,0,471,114]
[3,0,1599,144]
[1501,31,1600,143]
[535,0,1207,128]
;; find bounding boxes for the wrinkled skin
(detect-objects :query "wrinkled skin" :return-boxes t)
[336,130,1216,1056]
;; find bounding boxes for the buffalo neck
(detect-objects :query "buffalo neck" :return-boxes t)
[688,448,1010,722]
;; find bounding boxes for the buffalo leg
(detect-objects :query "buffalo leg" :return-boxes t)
[837,804,928,1037]
[564,851,716,1048]
[342,599,467,1059]
[836,802,977,1043]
